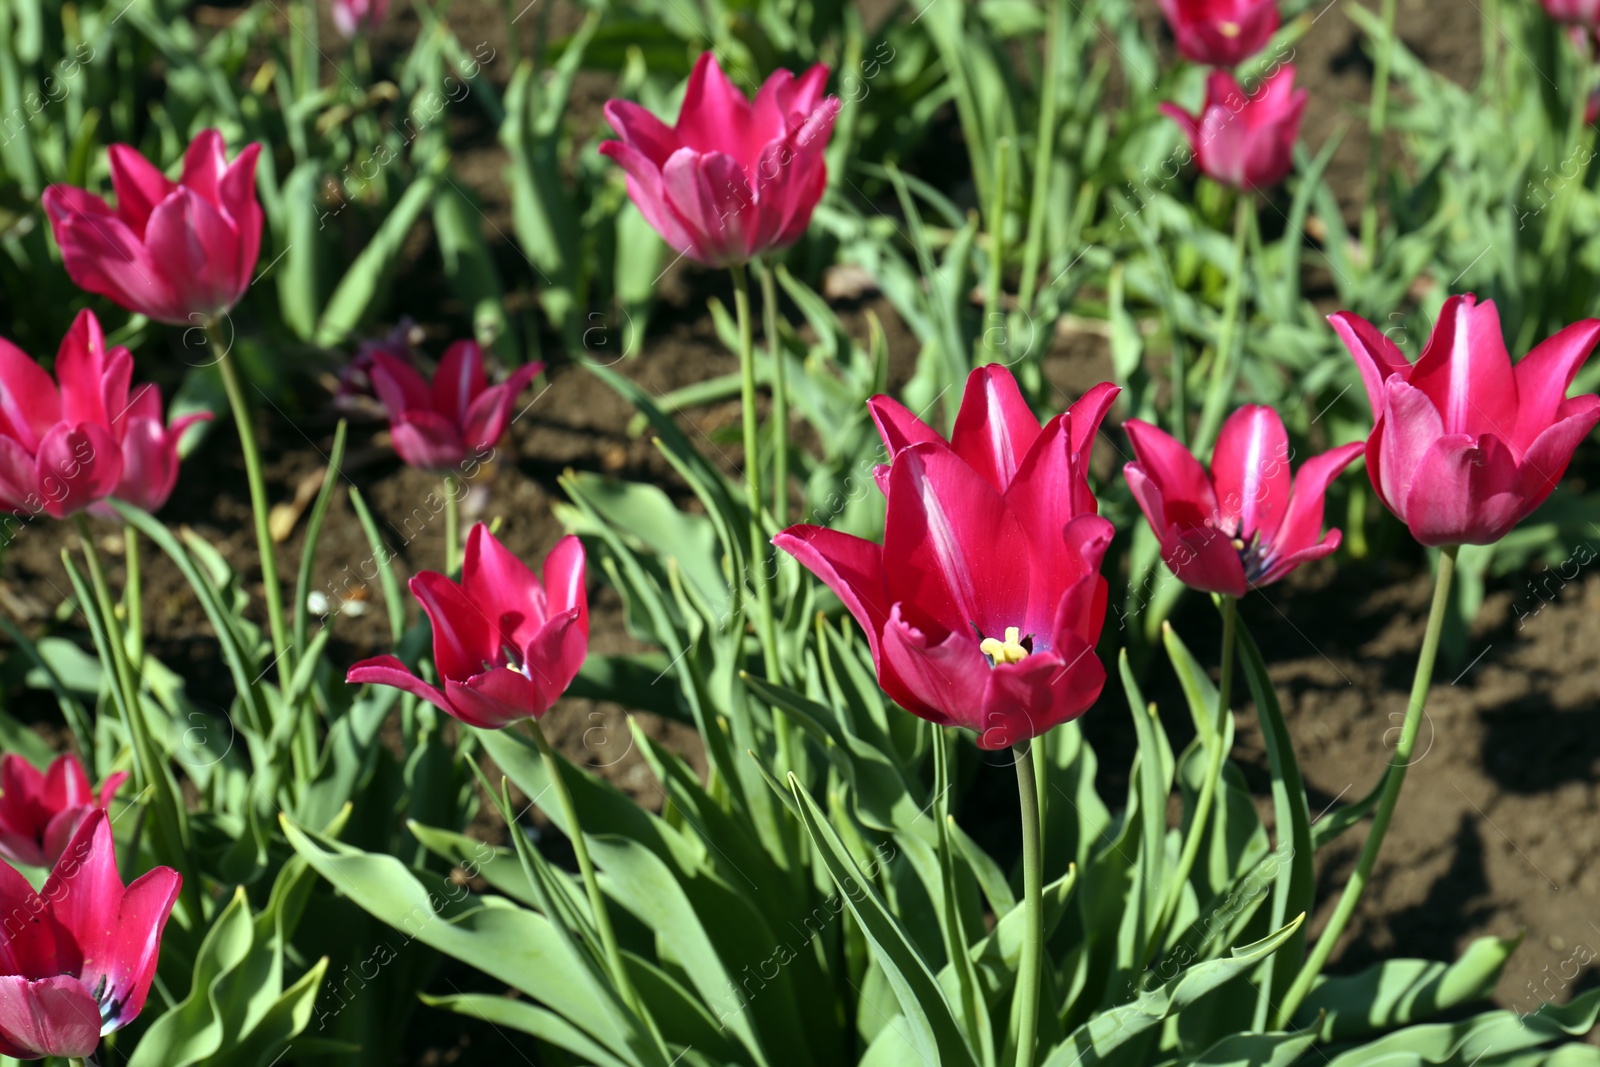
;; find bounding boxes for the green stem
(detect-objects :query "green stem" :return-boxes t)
[1152,596,1237,957]
[527,719,643,1016]
[1018,0,1062,316]
[1014,740,1044,1067]
[758,263,788,531]
[124,523,142,669]
[729,263,781,681]
[983,137,1010,360]
[1194,198,1252,454]
[934,727,985,1046]
[443,473,461,575]
[212,325,292,686]
[1360,0,1398,262]
[1540,63,1598,259]
[74,515,202,922]
[1274,546,1458,1028]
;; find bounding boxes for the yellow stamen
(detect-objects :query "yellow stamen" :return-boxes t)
[1218,20,1241,36]
[980,626,1029,666]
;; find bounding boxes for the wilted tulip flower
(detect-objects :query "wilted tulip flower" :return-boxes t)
[1161,66,1307,189]
[0,753,126,869]
[332,0,388,37]
[1330,295,1600,547]
[348,524,588,728]
[368,341,541,471]
[1159,0,1280,67]
[599,53,839,267]
[42,129,262,325]
[1124,406,1364,598]
[0,810,180,1060]
[777,365,1119,750]
[0,310,209,519]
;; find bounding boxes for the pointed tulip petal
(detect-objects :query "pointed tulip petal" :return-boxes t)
[347,655,452,715]
[1273,441,1364,558]
[0,975,102,1059]
[1211,405,1292,541]
[878,606,980,730]
[1403,432,1525,546]
[1511,318,1600,453]
[445,669,544,728]
[1124,419,1219,527]
[949,364,1043,493]
[1407,294,1518,438]
[774,525,889,662]
[1328,310,1414,418]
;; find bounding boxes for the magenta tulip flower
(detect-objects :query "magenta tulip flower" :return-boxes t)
[776,365,1119,750]
[0,753,127,870]
[42,129,262,325]
[1329,295,1600,547]
[368,341,542,471]
[0,810,180,1060]
[1544,0,1600,24]
[1159,0,1280,67]
[333,0,389,37]
[599,53,839,267]
[1124,406,1363,598]
[0,310,209,519]
[348,524,588,728]
[1161,66,1307,190]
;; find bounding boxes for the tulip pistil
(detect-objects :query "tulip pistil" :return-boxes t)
[1232,531,1276,585]
[980,626,1032,666]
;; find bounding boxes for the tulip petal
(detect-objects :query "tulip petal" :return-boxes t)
[178,129,229,205]
[142,188,246,322]
[1163,523,1250,598]
[0,975,102,1059]
[1515,395,1600,519]
[597,138,702,259]
[1511,317,1600,453]
[774,525,890,663]
[540,534,588,637]
[660,148,754,266]
[1159,102,1201,147]
[368,352,433,418]
[0,851,73,976]
[1004,422,1098,635]
[431,341,487,425]
[1211,405,1291,542]
[462,522,548,647]
[0,436,39,511]
[1273,441,1364,559]
[41,754,91,810]
[980,636,1105,750]
[445,669,544,729]
[107,145,175,237]
[883,442,1030,638]
[1261,529,1343,586]
[410,572,495,682]
[1124,419,1219,527]
[521,608,585,711]
[867,394,943,459]
[0,337,60,451]
[879,606,980,730]
[461,361,541,452]
[55,310,111,428]
[390,412,468,471]
[1407,295,1518,439]
[676,53,759,166]
[1328,310,1415,418]
[83,865,182,1032]
[34,422,121,518]
[1402,432,1525,546]
[347,654,451,713]
[602,99,681,168]
[1376,377,1458,528]
[218,142,263,287]
[949,364,1043,493]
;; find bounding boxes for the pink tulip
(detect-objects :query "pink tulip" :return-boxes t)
[0,753,127,869]
[1545,0,1600,24]
[776,365,1119,750]
[1159,0,1280,67]
[0,810,180,1060]
[368,341,541,471]
[42,129,262,325]
[1160,66,1307,190]
[599,53,839,267]
[1124,406,1363,598]
[1330,295,1600,547]
[332,0,389,38]
[348,524,588,728]
[0,310,209,519]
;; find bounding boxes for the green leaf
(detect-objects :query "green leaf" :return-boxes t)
[787,775,979,1067]
[1182,1028,1319,1066]
[1321,988,1600,1066]
[314,163,442,346]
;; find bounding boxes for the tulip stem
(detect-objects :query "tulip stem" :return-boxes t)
[757,262,788,531]
[211,326,292,687]
[124,523,143,669]
[728,264,779,670]
[1018,0,1062,316]
[1274,545,1457,1028]
[1150,597,1237,961]
[525,719,643,1017]
[443,474,461,575]
[1360,0,1398,263]
[1014,739,1044,1067]
[1194,197,1252,455]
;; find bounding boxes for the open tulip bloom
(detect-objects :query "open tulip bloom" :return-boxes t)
[43,129,262,326]
[1330,294,1600,547]
[368,341,542,471]
[599,53,839,267]
[1161,66,1307,190]
[0,753,126,870]
[0,809,180,1060]
[1125,406,1364,598]
[776,365,1119,750]
[1158,0,1280,68]
[0,310,208,519]
[348,524,588,728]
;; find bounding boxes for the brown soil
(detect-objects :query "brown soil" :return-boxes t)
[4,0,1595,1061]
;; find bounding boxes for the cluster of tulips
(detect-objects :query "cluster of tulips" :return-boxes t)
[4,18,1600,1062]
